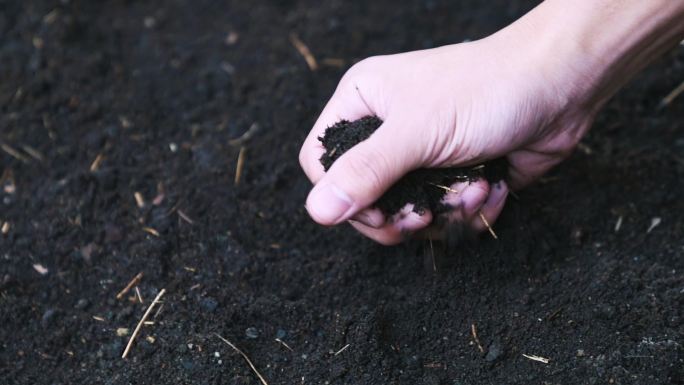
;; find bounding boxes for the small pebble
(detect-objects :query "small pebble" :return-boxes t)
[577,349,586,357]
[200,297,218,312]
[485,341,504,362]
[245,327,259,339]
[276,329,287,339]
[74,298,89,310]
[41,309,57,327]
[180,358,194,371]
[144,16,156,29]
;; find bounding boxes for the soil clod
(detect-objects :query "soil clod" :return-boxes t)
[319,116,508,216]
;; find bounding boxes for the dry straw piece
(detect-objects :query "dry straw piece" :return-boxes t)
[522,353,550,364]
[122,288,166,359]
[216,333,269,385]
[289,33,318,71]
[234,147,246,185]
[116,272,143,300]
[479,212,498,240]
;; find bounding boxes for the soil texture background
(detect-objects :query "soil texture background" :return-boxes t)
[1,1,683,384]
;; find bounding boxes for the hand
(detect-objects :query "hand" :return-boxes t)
[300,0,684,245]
[299,28,595,245]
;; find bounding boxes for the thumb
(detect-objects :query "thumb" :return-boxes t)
[305,123,419,225]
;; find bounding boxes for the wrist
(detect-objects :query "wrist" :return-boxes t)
[497,0,684,113]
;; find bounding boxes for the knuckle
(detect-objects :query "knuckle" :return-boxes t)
[342,56,383,84]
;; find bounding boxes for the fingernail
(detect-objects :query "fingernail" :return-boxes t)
[485,182,508,208]
[306,183,353,224]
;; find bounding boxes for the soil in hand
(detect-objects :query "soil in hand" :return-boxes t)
[319,116,508,216]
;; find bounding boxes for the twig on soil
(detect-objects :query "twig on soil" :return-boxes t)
[177,210,195,225]
[1,143,29,163]
[122,288,166,359]
[470,324,484,353]
[235,146,246,185]
[89,153,104,172]
[1,168,14,191]
[142,226,160,237]
[153,303,165,319]
[429,237,436,272]
[647,217,661,233]
[522,353,550,364]
[134,192,145,208]
[424,362,443,368]
[321,58,345,68]
[229,123,260,147]
[21,145,45,162]
[289,33,318,71]
[660,80,684,108]
[135,286,144,304]
[275,338,293,351]
[116,272,143,300]
[427,182,458,194]
[215,333,270,385]
[334,344,350,356]
[546,307,563,321]
[478,212,498,240]
[32,263,48,275]
[92,316,105,322]
[614,216,623,233]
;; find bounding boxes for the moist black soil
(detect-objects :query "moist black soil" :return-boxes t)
[1,1,683,384]
[320,116,508,216]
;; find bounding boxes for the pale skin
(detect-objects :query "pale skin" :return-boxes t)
[299,0,684,245]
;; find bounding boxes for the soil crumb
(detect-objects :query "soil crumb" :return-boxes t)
[319,116,508,216]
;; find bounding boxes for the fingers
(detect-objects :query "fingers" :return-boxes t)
[469,181,508,233]
[391,204,433,233]
[440,180,490,224]
[351,207,385,228]
[349,221,404,246]
[412,179,507,242]
[506,150,565,190]
[305,120,419,226]
[348,204,432,245]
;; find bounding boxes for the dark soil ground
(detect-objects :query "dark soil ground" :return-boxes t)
[1,1,683,384]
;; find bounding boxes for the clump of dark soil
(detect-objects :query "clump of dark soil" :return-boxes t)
[320,116,508,216]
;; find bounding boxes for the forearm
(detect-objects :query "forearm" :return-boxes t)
[500,0,684,111]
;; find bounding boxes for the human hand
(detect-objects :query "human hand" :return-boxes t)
[300,0,684,245]
[299,28,596,244]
